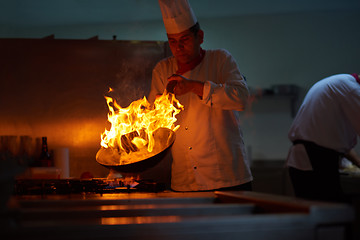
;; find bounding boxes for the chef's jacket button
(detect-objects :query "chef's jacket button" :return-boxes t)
[185,127,188,130]
[189,147,192,150]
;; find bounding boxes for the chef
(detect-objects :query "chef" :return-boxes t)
[286,73,360,202]
[148,0,253,191]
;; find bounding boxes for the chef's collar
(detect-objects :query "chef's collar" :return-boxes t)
[350,73,360,84]
[176,48,205,75]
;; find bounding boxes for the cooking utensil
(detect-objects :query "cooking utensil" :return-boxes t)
[96,128,175,173]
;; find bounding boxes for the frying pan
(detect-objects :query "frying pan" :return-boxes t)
[96,128,175,173]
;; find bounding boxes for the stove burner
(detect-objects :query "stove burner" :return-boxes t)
[14,178,166,195]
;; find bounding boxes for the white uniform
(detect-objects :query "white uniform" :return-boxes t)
[149,49,253,191]
[287,74,360,170]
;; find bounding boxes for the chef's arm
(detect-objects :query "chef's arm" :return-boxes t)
[166,74,248,110]
[185,80,204,97]
[344,148,360,168]
[167,75,204,98]
[149,67,166,103]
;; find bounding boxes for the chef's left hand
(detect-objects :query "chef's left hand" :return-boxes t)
[167,74,191,95]
[167,74,204,97]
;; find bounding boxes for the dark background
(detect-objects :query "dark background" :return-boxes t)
[0,38,171,180]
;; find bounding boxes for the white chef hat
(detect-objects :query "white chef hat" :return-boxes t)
[158,0,197,34]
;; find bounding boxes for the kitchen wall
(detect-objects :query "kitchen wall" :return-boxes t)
[0,38,171,180]
[1,9,359,182]
[3,9,359,160]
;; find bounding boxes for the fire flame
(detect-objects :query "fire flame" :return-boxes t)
[98,91,183,165]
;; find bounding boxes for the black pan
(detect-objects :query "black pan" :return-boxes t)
[96,128,175,173]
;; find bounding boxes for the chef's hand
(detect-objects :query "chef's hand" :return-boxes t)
[167,74,204,97]
[344,149,360,168]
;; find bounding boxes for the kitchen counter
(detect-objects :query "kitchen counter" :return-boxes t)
[1,191,354,240]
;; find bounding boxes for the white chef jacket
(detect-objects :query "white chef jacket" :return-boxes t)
[148,49,253,191]
[287,74,360,170]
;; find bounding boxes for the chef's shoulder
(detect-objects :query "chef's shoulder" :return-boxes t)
[206,48,233,59]
[205,49,239,67]
[154,56,177,72]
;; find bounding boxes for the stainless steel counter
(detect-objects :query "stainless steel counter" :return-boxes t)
[2,191,354,240]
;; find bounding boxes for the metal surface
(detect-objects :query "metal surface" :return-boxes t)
[96,128,175,173]
[14,178,166,195]
[3,191,355,240]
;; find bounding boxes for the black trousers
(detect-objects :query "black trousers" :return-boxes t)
[288,140,346,203]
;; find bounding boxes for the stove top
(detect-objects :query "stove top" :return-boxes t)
[14,178,166,195]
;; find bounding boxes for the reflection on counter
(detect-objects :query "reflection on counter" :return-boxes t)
[2,191,355,240]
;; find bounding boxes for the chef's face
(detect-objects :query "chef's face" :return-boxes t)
[167,28,204,64]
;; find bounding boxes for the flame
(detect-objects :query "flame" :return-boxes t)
[98,92,183,165]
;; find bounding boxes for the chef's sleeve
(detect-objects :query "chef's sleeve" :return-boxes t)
[201,50,249,111]
[148,64,166,104]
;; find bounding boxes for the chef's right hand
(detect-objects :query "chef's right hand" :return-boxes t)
[167,74,204,97]
[167,74,193,96]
